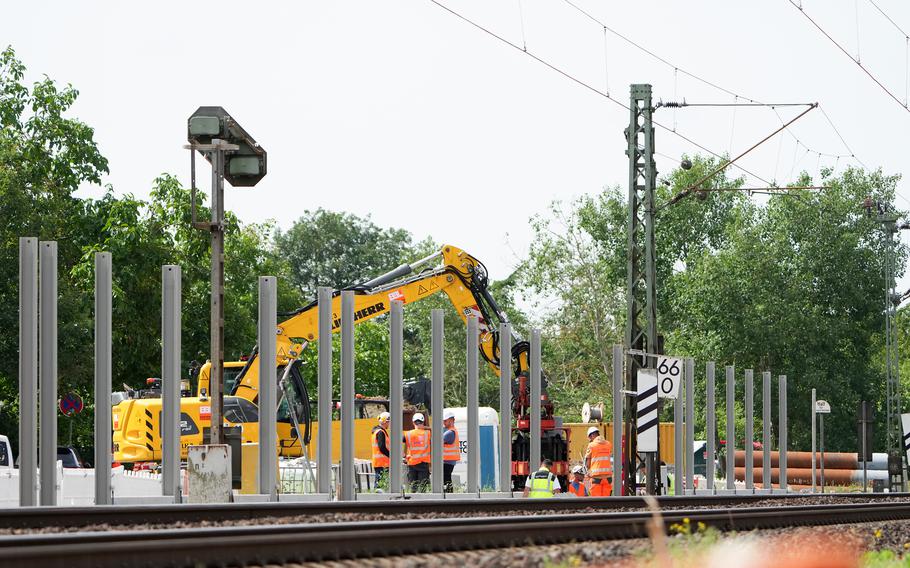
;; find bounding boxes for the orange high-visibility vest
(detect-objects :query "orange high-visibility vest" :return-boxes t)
[405,428,431,465]
[568,481,589,497]
[443,427,460,462]
[588,440,613,478]
[371,426,390,468]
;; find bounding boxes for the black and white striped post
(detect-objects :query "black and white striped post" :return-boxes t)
[636,368,658,493]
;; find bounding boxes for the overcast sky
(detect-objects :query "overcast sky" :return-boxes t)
[4,0,910,285]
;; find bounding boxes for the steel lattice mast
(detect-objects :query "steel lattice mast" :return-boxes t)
[624,84,660,495]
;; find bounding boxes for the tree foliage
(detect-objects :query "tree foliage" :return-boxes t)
[523,156,904,451]
[274,209,414,297]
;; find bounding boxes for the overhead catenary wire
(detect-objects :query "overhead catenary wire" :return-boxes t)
[867,0,910,37]
[427,0,775,186]
[557,0,864,168]
[789,0,910,112]
[661,103,819,209]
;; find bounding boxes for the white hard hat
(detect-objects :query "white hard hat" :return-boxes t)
[587,426,600,437]
[413,412,425,423]
[444,410,456,421]
[378,412,391,422]
[571,465,586,474]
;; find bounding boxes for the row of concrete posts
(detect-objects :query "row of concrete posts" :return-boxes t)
[16,239,556,504]
[659,360,789,494]
[19,238,793,503]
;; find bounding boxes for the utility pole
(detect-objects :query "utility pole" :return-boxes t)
[624,83,660,495]
[864,197,906,492]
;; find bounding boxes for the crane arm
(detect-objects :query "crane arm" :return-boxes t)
[231,245,529,402]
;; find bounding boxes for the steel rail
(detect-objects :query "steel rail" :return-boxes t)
[0,492,906,530]
[2,501,910,567]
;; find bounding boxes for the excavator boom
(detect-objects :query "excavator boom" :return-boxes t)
[231,244,529,401]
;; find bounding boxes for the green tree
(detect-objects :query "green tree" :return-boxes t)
[522,156,900,451]
[0,46,108,455]
[274,209,414,297]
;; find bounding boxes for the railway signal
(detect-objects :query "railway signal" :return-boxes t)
[186,107,267,445]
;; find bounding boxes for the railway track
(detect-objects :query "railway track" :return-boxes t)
[2,491,905,530]
[3,500,910,567]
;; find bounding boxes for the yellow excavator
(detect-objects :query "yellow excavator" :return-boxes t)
[112,245,568,487]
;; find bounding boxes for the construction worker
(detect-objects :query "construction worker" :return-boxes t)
[442,410,460,492]
[371,411,391,488]
[567,465,589,497]
[584,426,613,497]
[404,412,431,492]
[523,458,561,498]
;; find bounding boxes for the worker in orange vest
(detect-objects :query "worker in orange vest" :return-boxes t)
[584,426,613,497]
[371,412,391,488]
[567,465,589,497]
[566,465,590,497]
[404,412,431,492]
[442,410,460,492]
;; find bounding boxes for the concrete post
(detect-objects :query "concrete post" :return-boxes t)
[431,309,444,494]
[499,324,512,494]
[725,365,735,490]
[612,345,623,496]
[317,287,333,494]
[389,300,404,494]
[811,387,816,493]
[467,315,480,493]
[529,329,542,474]
[685,357,695,494]
[706,362,715,492]
[673,372,682,496]
[779,375,788,492]
[19,237,38,507]
[94,252,112,505]
[762,372,771,492]
[257,276,277,499]
[745,369,754,491]
[161,265,181,500]
[340,291,355,500]
[39,242,58,507]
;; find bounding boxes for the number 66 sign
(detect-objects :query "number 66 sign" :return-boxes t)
[656,357,682,399]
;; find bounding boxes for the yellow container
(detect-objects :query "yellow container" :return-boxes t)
[564,422,676,466]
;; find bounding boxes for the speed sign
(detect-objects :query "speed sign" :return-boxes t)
[657,356,682,399]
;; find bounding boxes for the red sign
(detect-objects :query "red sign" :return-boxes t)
[59,393,84,416]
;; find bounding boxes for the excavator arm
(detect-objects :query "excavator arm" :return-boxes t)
[231,244,529,402]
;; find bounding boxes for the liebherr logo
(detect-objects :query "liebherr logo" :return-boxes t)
[331,301,387,329]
